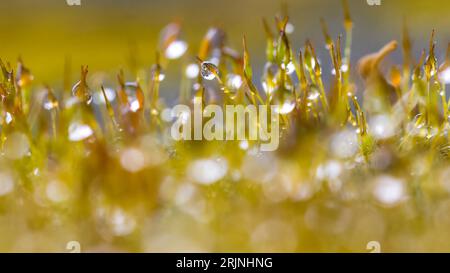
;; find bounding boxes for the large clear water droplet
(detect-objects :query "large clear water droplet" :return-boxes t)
[43,91,59,110]
[71,81,92,105]
[226,74,243,89]
[200,61,219,80]
[273,91,296,114]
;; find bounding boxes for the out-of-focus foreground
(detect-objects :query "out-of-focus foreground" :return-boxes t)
[0,0,449,252]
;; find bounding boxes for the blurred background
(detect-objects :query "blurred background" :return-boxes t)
[0,0,450,253]
[0,0,449,95]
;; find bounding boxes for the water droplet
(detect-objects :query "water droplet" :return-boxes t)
[16,60,34,87]
[262,82,275,95]
[200,61,219,80]
[331,64,349,75]
[68,122,94,142]
[71,81,92,105]
[5,112,12,124]
[43,91,59,110]
[185,63,199,79]
[307,87,320,101]
[92,87,116,105]
[275,100,296,114]
[273,91,296,114]
[158,73,166,82]
[226,74,243,89]
[264,62,279,76]
[165,40,188,59]
[281,61,295,74]
[122,82,144,112]
[151,64,165,82]
[129,99,141,112]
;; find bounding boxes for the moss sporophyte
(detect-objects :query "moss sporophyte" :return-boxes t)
[0,0,449,252]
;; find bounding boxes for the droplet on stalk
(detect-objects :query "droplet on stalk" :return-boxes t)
[307,86,320,101]
[273,91,296,114]
[72,65,93,105]
[43,87,59,110]
[151,63,166,82]
[281,61,295,74]
[226,74,243,90]
[199,60,219,81]
[16,58,34,87]
[123,82,145,113]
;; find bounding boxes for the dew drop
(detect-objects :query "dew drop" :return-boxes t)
[151,64,166,82]
[226,74,243,89]
[43,92,59,110]
[129,99,141,112]
[281,61,295,74]
[200,62,219,80]
[71,81,92,105]
[275,101,296,114]
[307,87,320,101]
[5,112,12,124]
[158,73,166,82]
[273,92,296,114]
[92,87,116,105]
